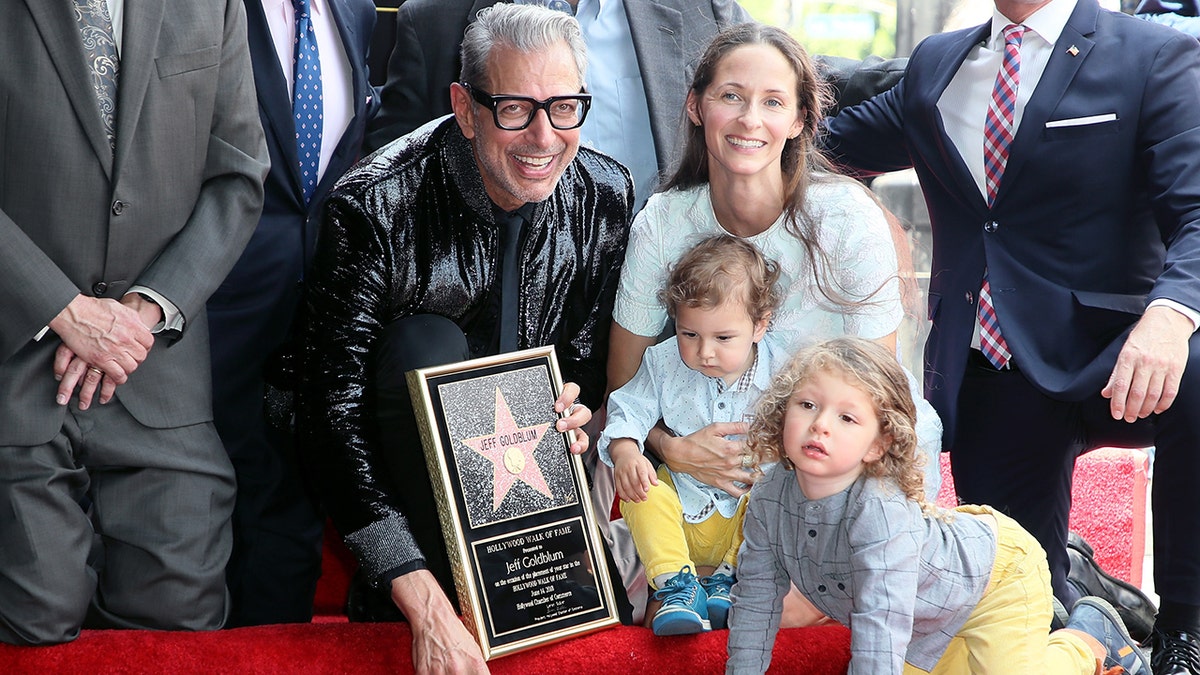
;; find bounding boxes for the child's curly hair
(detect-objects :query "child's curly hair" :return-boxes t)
[746,337,931,511]
[658,235,782,325]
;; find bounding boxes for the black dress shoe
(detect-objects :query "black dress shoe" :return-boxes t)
[1067,546,1157,643]
[1068,530,1096,558]
[1151,628,1200,674]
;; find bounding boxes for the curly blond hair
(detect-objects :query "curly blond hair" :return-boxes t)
[747,337,932,512]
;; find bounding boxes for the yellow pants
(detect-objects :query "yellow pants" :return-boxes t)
[619,466,746,588]
[905,506,1097,675]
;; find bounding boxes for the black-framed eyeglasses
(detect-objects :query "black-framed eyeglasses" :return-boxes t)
[462,83,592,131]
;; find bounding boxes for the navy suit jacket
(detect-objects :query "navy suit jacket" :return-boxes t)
[825,0,1200,443]
[243,0,377,269]
[209,0,377,363]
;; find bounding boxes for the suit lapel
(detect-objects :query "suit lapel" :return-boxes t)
[623,0,683,166]
[998,0,1098,202]
[23,0,115,177]
[928,23,995,211]
[113,0,165,179]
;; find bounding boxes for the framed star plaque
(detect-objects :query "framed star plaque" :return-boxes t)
[407,346,619,660]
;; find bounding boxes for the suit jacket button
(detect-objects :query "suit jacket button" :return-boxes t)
[111,200,125,216]
[92,281,108,296]
[984,220,998,233]
[965,291,974,304]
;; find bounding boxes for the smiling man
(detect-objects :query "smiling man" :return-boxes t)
[298,4,631,671]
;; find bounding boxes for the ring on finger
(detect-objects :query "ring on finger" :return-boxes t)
[566,398,583,415]
[741,453,753,470]
[87,366,104,377]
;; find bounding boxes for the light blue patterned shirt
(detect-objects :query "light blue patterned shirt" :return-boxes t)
[575,0,658,211]
[599,334,787,522]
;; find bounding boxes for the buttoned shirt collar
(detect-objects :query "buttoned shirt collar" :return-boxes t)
[716,342,763,395]
[992,0,1076,48]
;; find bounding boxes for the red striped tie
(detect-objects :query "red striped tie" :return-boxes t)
[979,24,1024,369]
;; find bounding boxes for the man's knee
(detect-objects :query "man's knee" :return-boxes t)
[375,314,470,388]
[0,573,93,645]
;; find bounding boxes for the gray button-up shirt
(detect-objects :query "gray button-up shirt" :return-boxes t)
[727,470,996,674]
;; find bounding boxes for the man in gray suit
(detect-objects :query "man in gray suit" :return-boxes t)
[365,0,751,209]
[0,0,268,645]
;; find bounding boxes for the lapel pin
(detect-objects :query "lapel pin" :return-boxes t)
[1067,45,1079,57]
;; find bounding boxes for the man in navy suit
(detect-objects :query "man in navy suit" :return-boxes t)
[826,1,1200,671]
[206,0,378,626]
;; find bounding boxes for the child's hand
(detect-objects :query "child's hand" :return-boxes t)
[610,440,658,502]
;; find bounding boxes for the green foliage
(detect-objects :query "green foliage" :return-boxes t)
[739,0,898,60]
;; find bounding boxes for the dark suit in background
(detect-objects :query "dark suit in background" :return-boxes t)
[362,0,750,167]
[826,0,1200,658]
[0,0,268,645]
[206,0,377,626]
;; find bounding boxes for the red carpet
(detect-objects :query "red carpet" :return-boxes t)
[936,447,1148,585]
[0,449,1144,673]
[0,524,851,674]
[0,619,851,674]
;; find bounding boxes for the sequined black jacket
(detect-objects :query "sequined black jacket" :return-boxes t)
[299,116,632,579]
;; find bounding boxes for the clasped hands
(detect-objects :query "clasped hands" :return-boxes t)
[48,294,161,410]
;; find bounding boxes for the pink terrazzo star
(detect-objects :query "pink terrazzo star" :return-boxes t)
[460,388,554,510]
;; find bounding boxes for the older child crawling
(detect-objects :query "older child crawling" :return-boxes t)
[727,337,1149,675]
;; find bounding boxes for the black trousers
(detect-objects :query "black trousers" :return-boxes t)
[210,283,323,627]
[372,314,473,604]
[950,335,1200,622]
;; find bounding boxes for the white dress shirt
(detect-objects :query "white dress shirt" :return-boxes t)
[260,0,354,184]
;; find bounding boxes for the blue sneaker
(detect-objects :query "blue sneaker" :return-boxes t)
[1066,596,1151,674]
[700,572,735,630]
[651,566,710,636]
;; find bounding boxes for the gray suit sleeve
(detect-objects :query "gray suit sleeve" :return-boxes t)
[0,209,80,359]
[132,0,269,329]
[712,0,753,25]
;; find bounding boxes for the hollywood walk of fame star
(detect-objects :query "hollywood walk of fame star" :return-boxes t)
[460,388,555,510]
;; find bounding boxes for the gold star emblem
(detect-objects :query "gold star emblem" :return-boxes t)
[460,388,554,510]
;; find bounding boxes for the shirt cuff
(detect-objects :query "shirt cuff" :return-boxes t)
[127,286,184,334]
[1148,298,1200,333]
[376,560,429,590]
[343,513,427,584]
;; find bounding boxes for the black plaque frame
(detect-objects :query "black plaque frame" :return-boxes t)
[407,346,618,660]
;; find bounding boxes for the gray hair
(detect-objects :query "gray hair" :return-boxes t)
[460,3,588,91]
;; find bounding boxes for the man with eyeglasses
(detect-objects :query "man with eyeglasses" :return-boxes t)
[364,0,752,213]
[298,4,630,671]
